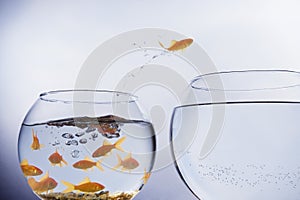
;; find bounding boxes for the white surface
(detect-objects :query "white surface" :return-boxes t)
[1,1,300,199]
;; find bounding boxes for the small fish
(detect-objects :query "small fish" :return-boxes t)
[61,177,105,193]
[48,149,68,167]
[159,38,193,51]
[114,153,139,171]
[141,168,151,184]
[73,156,104,171]
[92,137,126,158]
[28,171,57,194]
[20,159,43,177]
[31,129,44,150]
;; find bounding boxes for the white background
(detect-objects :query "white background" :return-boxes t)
[1,0,300,199]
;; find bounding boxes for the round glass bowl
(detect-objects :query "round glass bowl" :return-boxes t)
[18,90,156,200]
[171,70,300,200]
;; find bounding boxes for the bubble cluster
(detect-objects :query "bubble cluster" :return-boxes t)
[194,163,300,190]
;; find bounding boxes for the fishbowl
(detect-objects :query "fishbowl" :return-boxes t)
[18,90,156,200]
[171,70,300,200]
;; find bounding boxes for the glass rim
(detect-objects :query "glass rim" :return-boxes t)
[173,100,300,111]
[190,69,300,91]
[39,89,138,104]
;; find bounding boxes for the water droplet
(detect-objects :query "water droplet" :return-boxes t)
[62,133,74,139]
[79,138,87,144]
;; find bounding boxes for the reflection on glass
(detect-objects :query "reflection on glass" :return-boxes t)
[171,70,300,200]
[18,90,156,200]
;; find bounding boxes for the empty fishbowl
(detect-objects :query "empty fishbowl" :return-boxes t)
[171,70,300,200]
[18,90,156,200]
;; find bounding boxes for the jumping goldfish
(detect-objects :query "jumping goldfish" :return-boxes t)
[141,168,151,184]
[92,137,126,158]
[31,129,44,150]
[114,153,139,172]
[28,171,57,194]
[61,177,105,193]
[20,159,43,177]
[73,156,104,171]
[48,149,68,167]
[159,38,193,51]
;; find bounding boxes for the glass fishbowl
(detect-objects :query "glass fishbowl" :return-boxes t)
[171,70,300,200]
[18,90,156,200]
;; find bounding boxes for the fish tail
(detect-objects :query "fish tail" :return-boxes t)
[62,158,68,166]
[96,160,104,171]
[113,154,122,170]
[158,41,166,49]
[114,137,126,152]
[27,178,38,190]
[61,180,75,193]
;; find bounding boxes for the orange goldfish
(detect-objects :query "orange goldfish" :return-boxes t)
[61,177,105,193]
[159,38,193,51]
[92,137,126,158]
[28,171,57,194]
[31,129,44,150]
[20,159,43,177]
[141,168,151,184]
[48,149,68,167]
[114,153,139,171]
[73,156,104,171]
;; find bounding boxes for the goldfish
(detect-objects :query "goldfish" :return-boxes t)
[28,171,57,194]
[159,38,193,51]
[141,168,151,184]
[92,137,126,158]
[31,129,44,150]
[114,153,139,172]
[73,156,104,171]
[61,177,105,193]
[48,149,68,167]
[20,159,43,177]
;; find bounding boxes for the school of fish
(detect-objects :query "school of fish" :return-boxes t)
[20,125,148,194]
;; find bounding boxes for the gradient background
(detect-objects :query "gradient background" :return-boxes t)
[1,0,300,199]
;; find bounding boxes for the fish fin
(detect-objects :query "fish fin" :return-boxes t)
[96,160,104,171]
[20,159,28,166]
[32,129,36,137]
[84,156,93,162]
[113,154,122,170]
[158,41,166,49]
[40,171,49,182]
[79,177,91,185]
[170,40,177,46]
[61,180,75,193]
[103,139,111,145]
[114,137,126,152]
[62,158,68,166]
[124,152,132,160]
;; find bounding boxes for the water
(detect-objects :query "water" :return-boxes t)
[172,102,300,200]
[18,115,155,199]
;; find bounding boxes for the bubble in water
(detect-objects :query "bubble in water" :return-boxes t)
[65,140,78,146]
[85,127,96,133]
[75,132,85,137]
[62,133,74,139]
[79,138,87,144]
[71,150,80,158]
